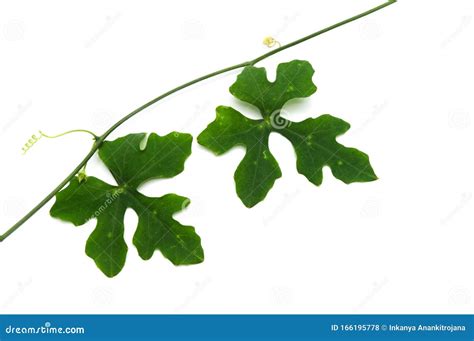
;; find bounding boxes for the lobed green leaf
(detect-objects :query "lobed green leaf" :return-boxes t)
[199,60,377,207]
[50,132,203,277]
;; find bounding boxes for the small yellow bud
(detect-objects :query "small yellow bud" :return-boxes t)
[263,36,280,48]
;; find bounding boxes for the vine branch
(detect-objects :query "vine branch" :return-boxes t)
[0,0,396,242]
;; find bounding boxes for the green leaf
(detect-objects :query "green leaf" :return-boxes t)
[50,132,204,277]
[197,106,281,207]
[99,132,191,188]
[229,60,317,117]
[131,192,203,264]
[198,60,377,207]
[279,115,377,185]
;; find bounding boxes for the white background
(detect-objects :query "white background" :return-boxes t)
[0,0,473,314]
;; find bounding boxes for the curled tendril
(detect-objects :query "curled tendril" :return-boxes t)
[21,133,43,155]
[21,129,98,155]
[263,36,281,48]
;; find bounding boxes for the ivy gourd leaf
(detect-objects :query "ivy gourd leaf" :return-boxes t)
[50,132,204,277]
[278,115,377,186]
[198,60,377,207]
[197,106,282,208]
[229,60,317,117]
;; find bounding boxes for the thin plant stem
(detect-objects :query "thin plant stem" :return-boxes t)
[40,129,99,140]
[0,0,396,242]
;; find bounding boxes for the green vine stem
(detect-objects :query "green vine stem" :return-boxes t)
[0,0,396,242]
